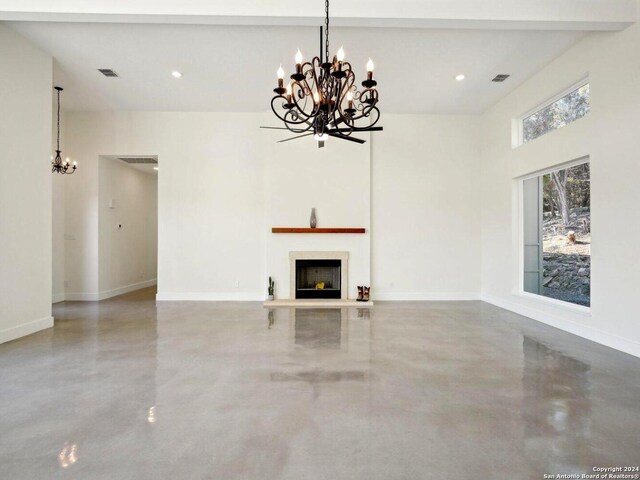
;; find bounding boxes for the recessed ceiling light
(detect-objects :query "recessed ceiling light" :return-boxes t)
[455,74,465,81]
[171,71,182,78]
[153,167,159,171]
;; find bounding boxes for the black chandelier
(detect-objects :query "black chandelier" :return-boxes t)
[52,86,77,175]
[262,0,382,148]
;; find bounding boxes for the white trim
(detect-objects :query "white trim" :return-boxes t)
[158,292,481,302]
[514,75,589,147]
[518,291,590,314]
[64,292,101,301]
[98,279,157,300]
[52,293,66,304]
[0,316,54,344]
[482,293,640,358]
[65,279,157,302]
[156,292,264,302]
[374,292,481,301]
[516,156,590,181]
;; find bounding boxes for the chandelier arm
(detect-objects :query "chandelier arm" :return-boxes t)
[297,62,322,117]
[288,89,317,122]
[270,96,310,125]
[283,113,314,133]
[277,132,315,143]
[327,132,366,144]
[363,106,382,128]
[334,69,356,127]
[289,63,320,118]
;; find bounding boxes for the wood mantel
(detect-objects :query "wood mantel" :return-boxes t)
[272,227,365,234]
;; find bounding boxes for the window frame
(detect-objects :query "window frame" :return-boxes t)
[515,76,590,147]
[515,156,592,313]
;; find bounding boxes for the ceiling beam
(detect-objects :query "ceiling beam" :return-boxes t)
[0,0,636,31]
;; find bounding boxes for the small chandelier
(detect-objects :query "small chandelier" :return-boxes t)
[52,86,77,175]
[264,0,382,148]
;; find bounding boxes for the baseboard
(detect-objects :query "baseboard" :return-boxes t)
[374,292,481,301]
[52,293,65,304]
[0,316,54,344]
[65,279,157,302]
[64,292,100,301]
[98,279,157,301]
[481,293,640,359]
[156,292,264,302]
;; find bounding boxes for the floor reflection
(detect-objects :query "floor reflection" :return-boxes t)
[522,336,592,473]
[268,308,369,393]
[294,308,342,349]
[271,371,365,383]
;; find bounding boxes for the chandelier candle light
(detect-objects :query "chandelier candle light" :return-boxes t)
[52,86,77,175]
[262,0,382,148]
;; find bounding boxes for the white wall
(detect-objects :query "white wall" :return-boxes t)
[263,129,371,300]
[372,114,482,300]
[65,112,266,301]
[64,111,481,303]
[0,25,53,343]
[98,158,157,299]
[479,26,640,357]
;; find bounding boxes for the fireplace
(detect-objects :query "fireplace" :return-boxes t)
[289,252,349,300]
[296,259,341,299]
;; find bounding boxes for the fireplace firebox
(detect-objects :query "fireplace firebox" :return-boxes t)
[295,259,341,299]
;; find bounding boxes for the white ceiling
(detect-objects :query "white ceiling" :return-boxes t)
[7,21,587,114]
[0,0,635,30]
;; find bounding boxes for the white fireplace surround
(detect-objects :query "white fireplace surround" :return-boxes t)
[289,251,349,300]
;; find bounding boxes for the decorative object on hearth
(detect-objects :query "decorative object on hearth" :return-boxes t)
[310,208,317,228]
[52,86,77,175]
[357,286,364,302]
[267,276,275,301]
[261,0,382,148]
[362,286,370,302]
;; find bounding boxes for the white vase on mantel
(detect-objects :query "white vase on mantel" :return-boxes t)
[310,208,317,228]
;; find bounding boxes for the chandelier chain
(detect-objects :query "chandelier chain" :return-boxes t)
[56,88,61,151]
[324,0,329,63]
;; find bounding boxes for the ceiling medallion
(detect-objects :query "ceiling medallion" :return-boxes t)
[262,0,382,148]
[52,86,77,175]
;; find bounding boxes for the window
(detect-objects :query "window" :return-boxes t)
[522,162,590,307]
[521,82,590,144]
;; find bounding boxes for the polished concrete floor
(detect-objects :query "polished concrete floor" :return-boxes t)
[1,288,639,479]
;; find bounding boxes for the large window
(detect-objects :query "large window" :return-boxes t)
[522,162,590,307]
[521,82,590,144]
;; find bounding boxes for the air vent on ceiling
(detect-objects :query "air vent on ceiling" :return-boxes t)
[492,74,510,83]
[118,157,158,164]
[98,68,118,77]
